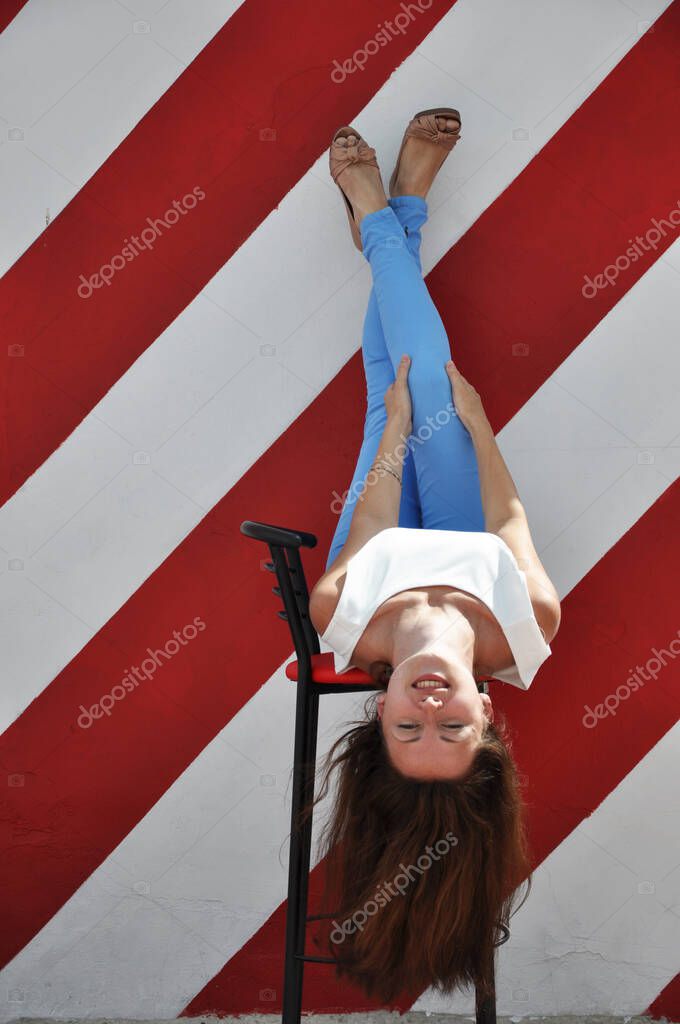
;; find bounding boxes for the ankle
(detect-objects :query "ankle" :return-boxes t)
[356,198,389,225]
[391,174,427,201]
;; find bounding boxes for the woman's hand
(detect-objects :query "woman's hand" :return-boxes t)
[445,359,489,434]
[384,354,412,435]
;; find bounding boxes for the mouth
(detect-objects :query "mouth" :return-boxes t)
[412,674,450,691]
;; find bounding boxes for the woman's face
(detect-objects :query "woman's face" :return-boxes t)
[375,650,493,780]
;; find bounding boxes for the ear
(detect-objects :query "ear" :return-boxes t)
[376,691,386,720]
[479,691,494,723]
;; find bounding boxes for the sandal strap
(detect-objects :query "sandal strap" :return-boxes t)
[404,112,461,150]
[330,139,379,184]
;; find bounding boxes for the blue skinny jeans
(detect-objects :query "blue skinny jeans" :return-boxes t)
[326,196,484,570]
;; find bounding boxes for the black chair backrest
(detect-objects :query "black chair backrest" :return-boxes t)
[241,520,320,678]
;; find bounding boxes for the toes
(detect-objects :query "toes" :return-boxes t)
[435,116,460,132]
[334,131,359,149]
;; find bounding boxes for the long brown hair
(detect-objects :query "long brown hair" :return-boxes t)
[299,688,532,1002]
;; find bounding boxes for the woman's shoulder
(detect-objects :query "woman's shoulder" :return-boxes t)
[309,527,406,634]
[309,569,345,636]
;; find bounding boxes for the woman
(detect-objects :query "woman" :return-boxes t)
[306,110,562,1002]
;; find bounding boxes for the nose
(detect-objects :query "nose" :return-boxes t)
[419,693,446,708]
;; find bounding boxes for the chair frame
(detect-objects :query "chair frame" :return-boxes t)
[241,519,508,1024]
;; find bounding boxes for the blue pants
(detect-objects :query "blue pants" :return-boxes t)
[326,196,484,570]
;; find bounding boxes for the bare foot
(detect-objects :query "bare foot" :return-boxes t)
[390,115,460,199]
[333,130,388,226]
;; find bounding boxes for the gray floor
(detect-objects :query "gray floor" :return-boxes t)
[5,1014,664,1024]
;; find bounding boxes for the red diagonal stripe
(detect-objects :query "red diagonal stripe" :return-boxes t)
[1,4,679,971]
[0,0,457,507]
[186,481,680,1014]
[648,972,680,1021]
[0,0,28,33]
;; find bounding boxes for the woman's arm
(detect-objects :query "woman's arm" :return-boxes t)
[331,354,413,567]
[310,355,412,634]
[446,361,562,643]
[332,415,408,555]
[467,413,525,535]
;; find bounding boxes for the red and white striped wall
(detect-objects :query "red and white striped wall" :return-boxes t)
[1,0,678,1019]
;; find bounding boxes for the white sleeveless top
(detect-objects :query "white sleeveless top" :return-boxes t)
[321,527,552,690]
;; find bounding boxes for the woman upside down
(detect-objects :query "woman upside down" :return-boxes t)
[304,109,562,1003]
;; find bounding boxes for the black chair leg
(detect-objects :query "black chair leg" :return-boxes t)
[281,676,320,1024]
[475,953,497,1024]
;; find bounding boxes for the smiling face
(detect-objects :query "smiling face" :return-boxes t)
[375,650,493,780]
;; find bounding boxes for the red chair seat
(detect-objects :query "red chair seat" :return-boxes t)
[285,652,498,687]
[285,652,375,685]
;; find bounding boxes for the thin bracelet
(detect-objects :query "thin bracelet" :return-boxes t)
[373,460,402,486]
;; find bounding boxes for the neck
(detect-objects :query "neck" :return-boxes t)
[386,599,477,676]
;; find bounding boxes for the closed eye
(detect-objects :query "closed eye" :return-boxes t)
[398,723,464,730]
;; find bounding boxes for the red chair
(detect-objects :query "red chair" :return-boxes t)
[241,519,507,1024]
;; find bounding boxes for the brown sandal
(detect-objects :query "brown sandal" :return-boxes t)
[329,125,381,252]
[389,107,461,197]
